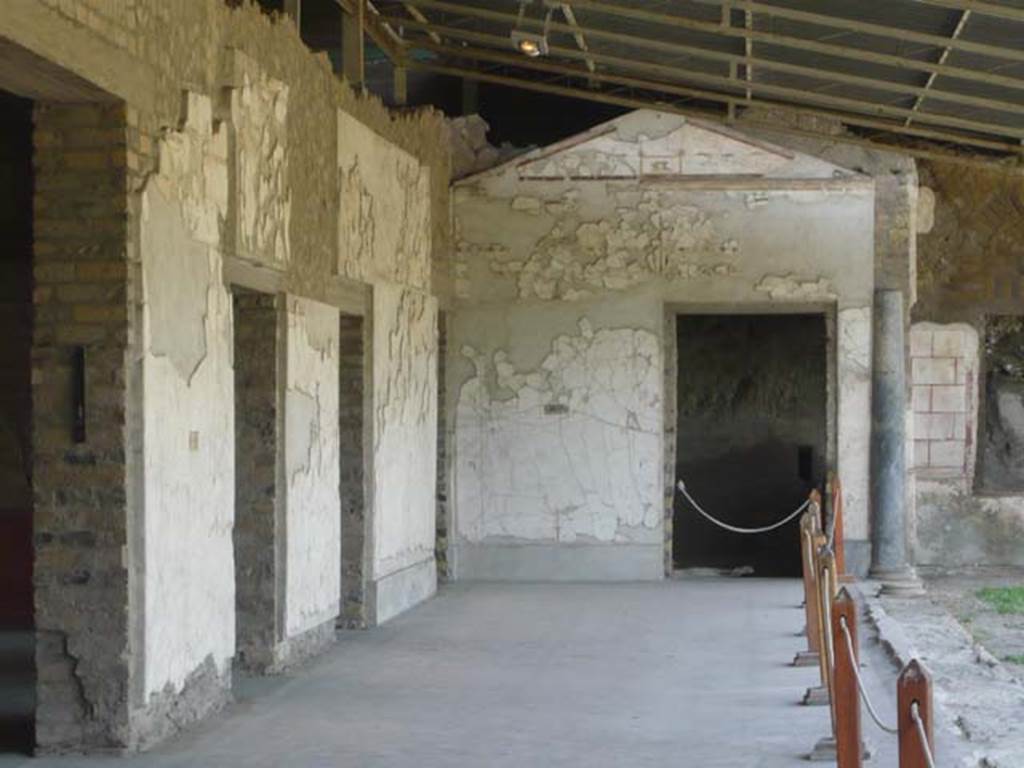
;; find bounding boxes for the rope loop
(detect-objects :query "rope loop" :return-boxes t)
[838,616,899,735]
[911,702,938,768]
[676,480,810,535]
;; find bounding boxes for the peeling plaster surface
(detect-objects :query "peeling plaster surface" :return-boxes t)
[373,285,439,579]
[456,321,662,545]
[141,93,235,698]
[914,478,1024,567]
[513,111,844,180]
[285,297,341,636]
[338,111,431,290]
[836,306,873,540]
[232,69,291,267]
[488,188,740,301]
[755,274,836,301]
[451,110,876,578]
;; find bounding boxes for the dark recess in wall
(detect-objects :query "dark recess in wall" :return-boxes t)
[673,314,827,577]
[977,316,1024,493]
[0,90,34,631]
[0,87,35,757]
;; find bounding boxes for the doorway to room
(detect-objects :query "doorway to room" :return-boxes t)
[673,313,827,577]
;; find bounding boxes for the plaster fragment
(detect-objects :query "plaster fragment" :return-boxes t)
[916,186,935,235]
[511,196,543,214]
[754,274,836,301]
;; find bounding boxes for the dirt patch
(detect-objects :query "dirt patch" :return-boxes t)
[922,566,1024,670]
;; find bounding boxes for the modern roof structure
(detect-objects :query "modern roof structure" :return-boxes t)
[358,0,1024,166]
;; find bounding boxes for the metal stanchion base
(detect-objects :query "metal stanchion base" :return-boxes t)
[801,685,830,706]
[806,737,874,762]
[806,736,836,761]
[792,650,819,667]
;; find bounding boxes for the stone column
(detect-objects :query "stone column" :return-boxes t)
[869,290,924,595]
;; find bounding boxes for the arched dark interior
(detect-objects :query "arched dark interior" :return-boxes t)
[673,314,827,577]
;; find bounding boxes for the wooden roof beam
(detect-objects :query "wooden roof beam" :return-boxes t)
[399,0,1024,106]
[406,59,1023,170]
[906,9,972,128]
[547,0,1024,94]
[390,17,1024,138]
[402,34,1024,153]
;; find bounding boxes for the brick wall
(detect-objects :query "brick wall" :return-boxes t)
[338,314,365,628]
[435,311,448,581]
[233,292,281,669]
[910,323,978,477]
[32,101,131,750]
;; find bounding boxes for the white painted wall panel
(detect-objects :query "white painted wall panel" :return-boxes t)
[141,94,235,696]
[285,296,341,636]
[372,285,438,580]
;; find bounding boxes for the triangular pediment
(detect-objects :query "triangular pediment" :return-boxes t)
[464,110,857,183]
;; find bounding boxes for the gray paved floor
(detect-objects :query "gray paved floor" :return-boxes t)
[1,578,905,767]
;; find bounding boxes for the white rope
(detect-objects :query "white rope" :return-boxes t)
[839,617,899,735]
[821,566,835,673]
[911,702,937,768]
[676,480,810,535]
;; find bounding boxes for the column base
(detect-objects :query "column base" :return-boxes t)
[870,566,926,597]
[802,685,830,706]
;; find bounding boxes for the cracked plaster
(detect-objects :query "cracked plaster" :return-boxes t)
[755,274,837,301]
[232,68,291,267]
[451,110,876,578]
[140,92,235,699]
[489,189,741,301]
[456,321,662,545]
[285,296,341,637]
[338,111,431,290]
[372,286,438,581]
[514,111,843,180]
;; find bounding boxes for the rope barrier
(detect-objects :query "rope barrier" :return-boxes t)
[838,616,898,735]
[911,702,938,768]
[676,480,810,535]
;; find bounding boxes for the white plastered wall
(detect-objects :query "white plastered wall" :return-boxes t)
[450,110,876,580]
[370,284,438,619]
[337,108,439,622]
[140,93,235,696]
[284,296,342,636]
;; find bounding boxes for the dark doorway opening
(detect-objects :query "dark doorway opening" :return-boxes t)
[338,313,367,628]
[0,88,35,754]
[233,289,282,672]
[673,314,827,577]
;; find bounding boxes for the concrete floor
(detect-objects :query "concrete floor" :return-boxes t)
[1,578,906,767]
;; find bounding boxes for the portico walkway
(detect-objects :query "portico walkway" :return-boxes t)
[3,578,905,767]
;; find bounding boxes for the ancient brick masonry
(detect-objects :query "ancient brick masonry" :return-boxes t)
[233,292,281,670]
[435,312,448,581]
[32,102,131,751]
[338,313,366,627]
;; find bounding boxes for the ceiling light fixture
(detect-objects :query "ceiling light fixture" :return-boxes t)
[510,1,552,57]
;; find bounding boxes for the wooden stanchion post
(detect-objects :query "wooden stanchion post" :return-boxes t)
[831,588,862,768]
[807,548,838,759]
[803,532,831,706]
[829,474,854,583]
[794,500,821,667]
[898,660,934,768]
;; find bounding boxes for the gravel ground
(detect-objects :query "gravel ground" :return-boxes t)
[866,568,1024,768]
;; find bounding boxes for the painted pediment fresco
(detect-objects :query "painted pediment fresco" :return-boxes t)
[469,110,855,182]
